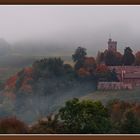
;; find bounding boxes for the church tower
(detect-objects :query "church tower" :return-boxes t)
[108,38,117,52]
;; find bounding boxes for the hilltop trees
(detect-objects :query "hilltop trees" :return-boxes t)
[122,47,135,65]
[96,51,104,64]
[77,57,96,78]
[95,47,140,66]
[72,47,87,70]
[32,57,65,79]
[104,50,116,66]
[135,51,140,65]
[72,47,97,79]
[103,50,123,66]
[115,52,123,65]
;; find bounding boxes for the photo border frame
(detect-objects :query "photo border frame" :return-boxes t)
[0,1,140,139]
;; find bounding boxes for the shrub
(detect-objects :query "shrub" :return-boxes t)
[0,117,28,134]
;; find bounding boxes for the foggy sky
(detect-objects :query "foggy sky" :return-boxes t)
[0,5,140,54]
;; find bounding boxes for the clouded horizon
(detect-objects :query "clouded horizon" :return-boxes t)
[0,5,140,54]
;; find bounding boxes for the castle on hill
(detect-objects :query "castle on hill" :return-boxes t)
[108,38,117,52]
[98,38,140,90]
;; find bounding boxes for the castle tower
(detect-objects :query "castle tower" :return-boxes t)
[108,38,117,52]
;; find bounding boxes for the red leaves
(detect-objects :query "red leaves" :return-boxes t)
[77,68,90,77]
[5,75,18,90]
[4,67,33,97]
[96,64,108,73]
[135,51,140,65]
[0,117,28,134]
[24,67,33,76]
[77,57,96,77]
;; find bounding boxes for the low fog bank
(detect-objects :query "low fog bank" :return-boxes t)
[0,81,96,124]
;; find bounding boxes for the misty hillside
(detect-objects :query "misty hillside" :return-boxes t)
[0,57,96,123]
[81,87,140,105]
[0,39,73,82]
[12,40,75,57]
[0,38,11,56]
[0,39,73,67]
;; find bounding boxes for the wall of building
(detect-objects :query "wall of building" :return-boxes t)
[97,82,133,90]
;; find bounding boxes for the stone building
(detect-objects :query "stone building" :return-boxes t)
[98,82,132,90]
[108,38,117,52]
[108,66,140,87]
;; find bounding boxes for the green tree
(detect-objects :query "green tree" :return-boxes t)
[104,51,116,66]
[120,111,140,134]
[122,47,135,65]
[32,57,65,79]
[72,47,87,70]
[58,98,112,134]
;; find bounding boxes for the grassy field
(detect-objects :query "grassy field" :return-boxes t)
[80,87,140,105]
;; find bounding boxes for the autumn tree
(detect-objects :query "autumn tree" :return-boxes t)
[96,51,104,64]
[72,47,87,70]
[58,98,112,134]
[83,57,96,70]
[122,47,135,65]
[0,117,28,134]
[135,51,140,65]
[76,57,97,80]
[96,64,108,74]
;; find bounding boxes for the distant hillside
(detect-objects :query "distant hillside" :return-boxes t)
[0,38,11,56]
[0,38,73,68]
[12,40,74,57]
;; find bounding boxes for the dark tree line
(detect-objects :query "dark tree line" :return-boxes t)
[97,47,137,66]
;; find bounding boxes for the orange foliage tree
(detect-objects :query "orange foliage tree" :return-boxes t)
[135,51,140,65]
[96,64,108,74]
[77,68,90,77]
[77,57,96,77]
[5,75,18,90]
[4,66,33,98]
[0,117,28,134]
